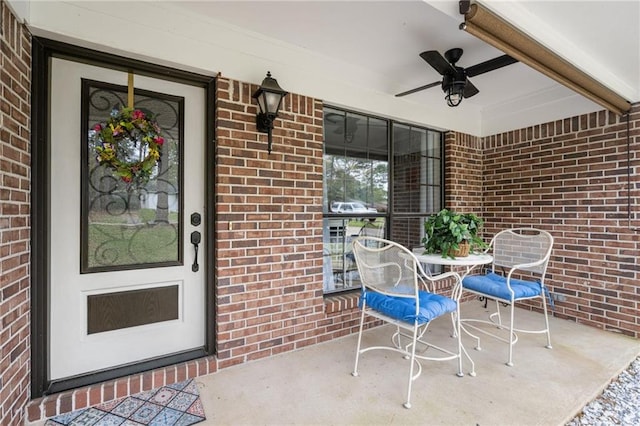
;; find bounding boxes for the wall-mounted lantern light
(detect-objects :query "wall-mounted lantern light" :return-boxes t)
[252,71,288,154]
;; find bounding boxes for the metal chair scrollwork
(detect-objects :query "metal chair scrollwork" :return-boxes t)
[350,237,475,409]
[461,228,554,366]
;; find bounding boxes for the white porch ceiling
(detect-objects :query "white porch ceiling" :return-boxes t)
[15,0,640,136]
[178,0,639,135]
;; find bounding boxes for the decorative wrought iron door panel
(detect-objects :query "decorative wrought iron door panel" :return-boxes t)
[81,80,185,273]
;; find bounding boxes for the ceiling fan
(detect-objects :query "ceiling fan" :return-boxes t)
[396,48,518,107]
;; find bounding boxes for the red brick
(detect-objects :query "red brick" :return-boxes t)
[74,388,88,410]
[0,4,31,425]
[88,386,101,406]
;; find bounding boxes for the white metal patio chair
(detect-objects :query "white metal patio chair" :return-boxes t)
[350,237,474,409]
[461,228,554,366]
[337,220,385,287]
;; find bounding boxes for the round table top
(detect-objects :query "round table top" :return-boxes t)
[414,252,493,266]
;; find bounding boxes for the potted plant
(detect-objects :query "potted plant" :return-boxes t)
[422,209,488,258]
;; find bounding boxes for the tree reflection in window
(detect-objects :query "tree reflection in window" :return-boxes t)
[322,107,444,294]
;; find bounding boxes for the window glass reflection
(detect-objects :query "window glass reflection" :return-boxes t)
[323,108,388,214]
[322,108,443,294]
[322,217,386,293]
[392,124,442,215]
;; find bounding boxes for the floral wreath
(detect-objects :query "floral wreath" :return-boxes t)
[93,107,165,185]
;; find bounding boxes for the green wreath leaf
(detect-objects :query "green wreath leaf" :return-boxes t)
[92,107,165,186]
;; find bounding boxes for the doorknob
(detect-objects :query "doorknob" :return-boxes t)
[190,231,201,272]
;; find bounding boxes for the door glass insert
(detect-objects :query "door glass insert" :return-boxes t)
[81,80,184,273]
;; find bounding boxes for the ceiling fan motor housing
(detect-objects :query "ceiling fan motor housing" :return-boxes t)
[441,67,466,92]
[444,48,464,65]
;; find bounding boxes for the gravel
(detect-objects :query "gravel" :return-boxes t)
[567,356,640,425]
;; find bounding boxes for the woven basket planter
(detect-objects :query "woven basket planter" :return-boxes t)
[448,241,470,257]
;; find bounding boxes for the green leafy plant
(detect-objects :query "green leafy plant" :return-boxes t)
[422,209,488,258]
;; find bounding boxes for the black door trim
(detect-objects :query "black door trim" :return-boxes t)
[30,37,217,397]
[46,349,208,396]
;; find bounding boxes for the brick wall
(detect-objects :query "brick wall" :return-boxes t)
[441,131,486,299]
[0,1,32,425]
[445,131,484,214]
[484,107,640,336]
[449,106,640,337]
[214,76,355,366]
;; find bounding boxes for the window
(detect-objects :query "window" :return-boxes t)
[322,107,443,294]
[389,123,444,269]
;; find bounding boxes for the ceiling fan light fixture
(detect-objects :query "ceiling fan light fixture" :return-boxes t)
[442,74,466,107]
[446,82,465,107]
[446,91,462,107]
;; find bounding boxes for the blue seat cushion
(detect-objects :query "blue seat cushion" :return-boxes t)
[463,272,542,301]
[361,290,457,325]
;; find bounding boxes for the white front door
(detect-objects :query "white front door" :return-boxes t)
[49,58,206,380]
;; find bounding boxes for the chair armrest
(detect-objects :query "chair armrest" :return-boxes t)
[420,271,462,301]
[507,258,547,273]
[415,258,432,280]
[502,263,546,290]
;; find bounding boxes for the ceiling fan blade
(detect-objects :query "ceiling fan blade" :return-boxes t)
[463,79,479,98]
[395,81,441,97]
[419,50,456,76]
[465,54,518,77]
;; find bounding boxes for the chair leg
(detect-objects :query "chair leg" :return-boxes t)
[541,292,553,349]
[450,312,458,338]
[507,302,515,367]
[494,299,503,326]
[403,323,419,409]
[454,309,464,377]
[351,307,366,377]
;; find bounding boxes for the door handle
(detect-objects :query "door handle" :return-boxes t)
[190,231,201,272]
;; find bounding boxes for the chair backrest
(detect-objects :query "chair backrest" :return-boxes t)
[490,228,554,276]
[351,237,419,298]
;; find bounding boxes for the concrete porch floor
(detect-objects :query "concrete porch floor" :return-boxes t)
[195,301,639,426]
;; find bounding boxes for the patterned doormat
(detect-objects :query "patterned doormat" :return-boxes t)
[45,379,206,426]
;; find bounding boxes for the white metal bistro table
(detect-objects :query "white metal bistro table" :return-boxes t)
[414,252,493,279]
[412,252,493,376]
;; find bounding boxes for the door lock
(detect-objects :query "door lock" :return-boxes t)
[191,212,201,226]
[190,231,201,272]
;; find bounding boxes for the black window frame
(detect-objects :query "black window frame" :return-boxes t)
[322,106,445,295]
